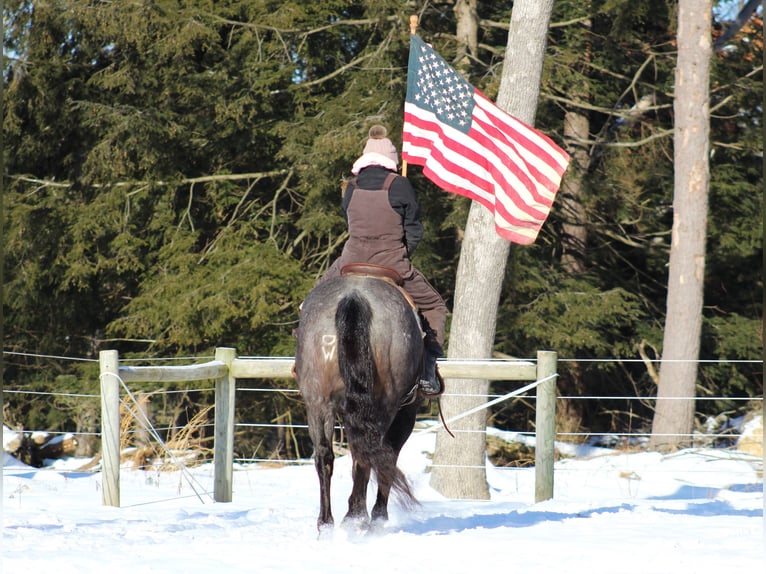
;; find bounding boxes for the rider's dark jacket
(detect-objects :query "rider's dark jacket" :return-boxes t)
[317,165,447,343]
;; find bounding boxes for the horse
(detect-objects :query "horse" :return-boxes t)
[294,271,424,534]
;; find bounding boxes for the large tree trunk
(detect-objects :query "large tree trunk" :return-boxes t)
[649,0,711,451]
[557,12,592,424]
[430,0,557,499]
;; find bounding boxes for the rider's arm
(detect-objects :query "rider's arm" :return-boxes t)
[389,177,424,257]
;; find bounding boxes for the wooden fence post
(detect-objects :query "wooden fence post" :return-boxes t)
[99,350,121,507]
[214,347,236,502]
[535,350,557,502]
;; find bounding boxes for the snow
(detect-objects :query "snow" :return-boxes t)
[2,426,763,573]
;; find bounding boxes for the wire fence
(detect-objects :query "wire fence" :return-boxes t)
[3,350,763,476]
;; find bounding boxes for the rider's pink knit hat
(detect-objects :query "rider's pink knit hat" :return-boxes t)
[362,125,399,166]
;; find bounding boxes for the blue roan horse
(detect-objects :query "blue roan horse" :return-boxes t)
[295,273,424,533]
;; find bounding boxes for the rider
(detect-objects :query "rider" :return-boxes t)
[316,125,447,396]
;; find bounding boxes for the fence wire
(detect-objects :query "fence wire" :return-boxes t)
[3,349,763,490]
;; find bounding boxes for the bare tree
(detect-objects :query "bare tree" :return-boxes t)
[430,0,558,499]
[649,0,712,451]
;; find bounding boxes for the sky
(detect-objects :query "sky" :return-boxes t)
[714,0,762,19]
[2,422,763,574]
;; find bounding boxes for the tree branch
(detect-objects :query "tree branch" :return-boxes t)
[208,15,398,36]
[543,92,671,117]
[280,28,396,92]
[480,14,595,31]
[638,340,660,386]
[9,170,290,191]
[566,128,673,148]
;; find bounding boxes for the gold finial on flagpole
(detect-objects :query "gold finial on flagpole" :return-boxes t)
[403,15,418,178]
[409,15,418,35]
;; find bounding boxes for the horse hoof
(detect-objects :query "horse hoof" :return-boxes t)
[371,510,389,523]
[317,523,334,540]
[366,518,388,536]
[341,515,370,535]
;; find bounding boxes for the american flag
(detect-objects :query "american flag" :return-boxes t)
[402,35,570,245]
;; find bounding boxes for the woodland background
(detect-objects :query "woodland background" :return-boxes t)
[2,1,762,462]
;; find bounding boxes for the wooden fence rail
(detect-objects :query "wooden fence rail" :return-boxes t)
[98,347,557,507]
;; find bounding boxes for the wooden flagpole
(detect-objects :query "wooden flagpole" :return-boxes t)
[402,15,419,178]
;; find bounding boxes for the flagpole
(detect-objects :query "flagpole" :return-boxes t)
[402,15,418,178]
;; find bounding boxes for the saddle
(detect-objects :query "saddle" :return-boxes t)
[340,263,416,310]
[341,262,402,285]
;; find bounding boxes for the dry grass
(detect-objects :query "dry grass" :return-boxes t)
[555,398,586,445]
[486,435,535,467]
[119,394,214,471]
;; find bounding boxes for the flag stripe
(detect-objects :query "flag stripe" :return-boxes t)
[404,104,551,222]
[402,34,570,244]
[473,96,563,197]
[403,115,549,243]
[475,92,569,179]
[404,106,555,243]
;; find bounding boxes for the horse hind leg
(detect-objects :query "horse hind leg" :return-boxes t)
[370,484,392,524]
[308,406,336,534]
[342,459,371,530]
[314,444,334,534]
[371,402,420,524]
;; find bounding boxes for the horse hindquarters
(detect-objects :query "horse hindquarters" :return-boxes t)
[335,292,415,515]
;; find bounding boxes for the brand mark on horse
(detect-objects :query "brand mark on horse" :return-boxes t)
[321,334,337,361]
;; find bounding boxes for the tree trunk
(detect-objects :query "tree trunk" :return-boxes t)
[560,109,590,274]
[430,0,557,499]
[454,0,479,69]
[560,15,592,275]
[649,0,711,451]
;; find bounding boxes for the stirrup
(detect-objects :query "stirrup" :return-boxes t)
[417,369,444,398]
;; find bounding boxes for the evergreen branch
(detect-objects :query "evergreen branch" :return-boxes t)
[9,171,289,190]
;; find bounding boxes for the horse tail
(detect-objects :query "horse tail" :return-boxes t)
[335,290,415,505]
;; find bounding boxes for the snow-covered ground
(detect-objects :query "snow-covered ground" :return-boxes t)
[2,426,763,573]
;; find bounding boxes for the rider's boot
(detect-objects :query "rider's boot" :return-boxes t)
[418,327,444,397]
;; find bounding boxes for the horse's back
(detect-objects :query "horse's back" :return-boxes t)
[295,276,422,400]
[299,275,420,340]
